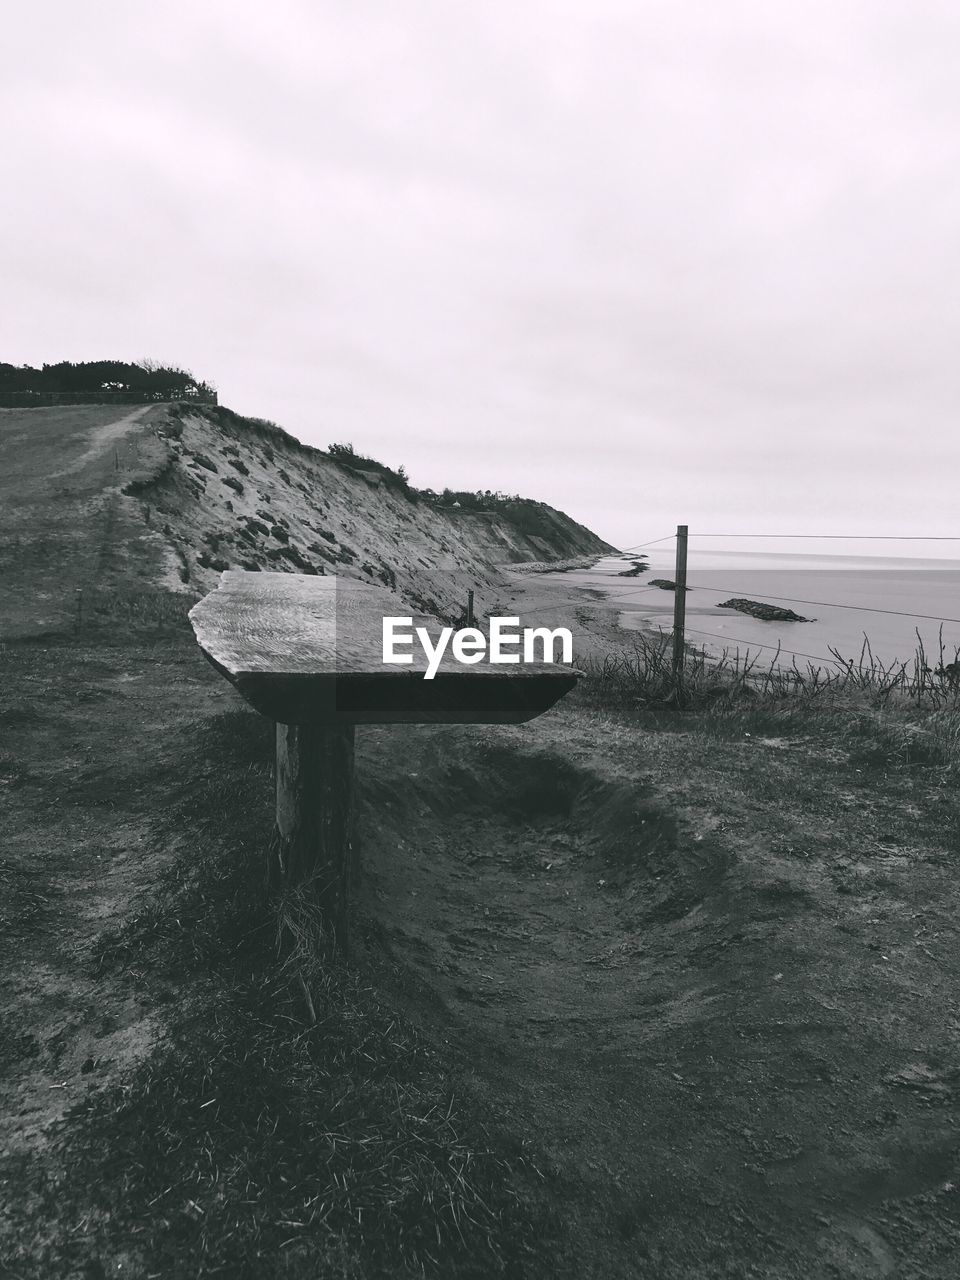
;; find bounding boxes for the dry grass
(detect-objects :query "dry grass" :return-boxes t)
[7,623,960,1276]
[18,967,545,1279]
[6,708,554,1280]
[580,629,960,773]
[82,587,197,631]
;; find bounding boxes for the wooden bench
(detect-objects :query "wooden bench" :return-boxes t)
[189,572,579,947]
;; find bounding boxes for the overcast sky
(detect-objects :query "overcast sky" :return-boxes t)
[4,1,960,554]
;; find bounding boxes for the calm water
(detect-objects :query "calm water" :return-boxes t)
[554,552,960,672]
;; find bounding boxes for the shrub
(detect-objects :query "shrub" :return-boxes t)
[197,551,229,572]
[327,443,413,496]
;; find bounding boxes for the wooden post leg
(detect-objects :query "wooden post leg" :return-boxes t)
[273,722,356,950]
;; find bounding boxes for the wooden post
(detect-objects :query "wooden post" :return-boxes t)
[272,722,356,951]
[75,587,83,634]
[467,589,475,627]
[672,524,688,692]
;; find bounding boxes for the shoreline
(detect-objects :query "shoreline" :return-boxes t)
[501,554,960,676]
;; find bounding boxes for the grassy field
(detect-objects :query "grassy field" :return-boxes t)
[0,615,556,1279]
[5,406,960,1277]
[4,598,960,1277]
[0,405,177,640]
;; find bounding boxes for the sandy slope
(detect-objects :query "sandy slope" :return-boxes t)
[135,404,612,617]
[0,402,613,639]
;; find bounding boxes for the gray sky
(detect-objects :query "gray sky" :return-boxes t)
[4,1,960,554]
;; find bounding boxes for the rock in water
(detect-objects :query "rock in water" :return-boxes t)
[717,598,809,622]
[617,562,648,577]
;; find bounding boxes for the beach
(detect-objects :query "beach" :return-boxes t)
[537,551,960,673]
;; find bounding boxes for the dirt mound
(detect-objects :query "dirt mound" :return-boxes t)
[358,732,727,931]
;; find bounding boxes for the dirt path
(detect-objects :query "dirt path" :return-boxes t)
[357,713,960,1278]
[0,404,173,640]
[51,404,152,477]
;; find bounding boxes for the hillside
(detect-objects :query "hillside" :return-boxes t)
[0,401,613,638]
[7,401,960,1278]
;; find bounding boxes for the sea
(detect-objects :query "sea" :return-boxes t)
[555,550,960,675]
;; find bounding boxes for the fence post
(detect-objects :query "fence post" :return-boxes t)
[672,525,688,692]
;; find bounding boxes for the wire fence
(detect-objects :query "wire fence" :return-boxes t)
[492,530,960,689]
[15,524,957,694]
[0,388,218,408]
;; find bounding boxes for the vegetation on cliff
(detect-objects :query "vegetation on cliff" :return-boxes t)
[0,358,216,403]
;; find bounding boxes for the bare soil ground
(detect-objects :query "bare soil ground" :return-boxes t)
[359,709,960,1277]
[0,634,225,1154]
[3,406,960,1277]
[4,622,960,1277]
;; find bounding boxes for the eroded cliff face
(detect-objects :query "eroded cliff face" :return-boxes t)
[131,404,614,617]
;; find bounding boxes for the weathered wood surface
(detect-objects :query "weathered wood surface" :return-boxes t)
[189,571,578,725]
